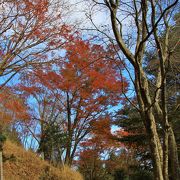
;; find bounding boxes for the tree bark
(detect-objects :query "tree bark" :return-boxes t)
[65,92,73,166]
[0,151,3,180]
[135,68,164,180]
[144,112,164,180]
[168,127,179,180]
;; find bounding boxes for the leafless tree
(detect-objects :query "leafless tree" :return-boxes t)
[85,0,179,179]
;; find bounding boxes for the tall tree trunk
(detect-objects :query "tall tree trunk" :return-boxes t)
[163,131,169,180]
[65,92,73,166]
[65,145,72,165]
[168,127,179,180]
[135,69,164,180]
[143,111,164,180]
[0,151,3,180]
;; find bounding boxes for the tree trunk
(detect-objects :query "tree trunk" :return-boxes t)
[135,69,164,180]
[163,131,169,180]
[65,145,72,166]
[144,111,164,180]
[168,127,179,180]
[65,92,73,166]
[0,151,3,180]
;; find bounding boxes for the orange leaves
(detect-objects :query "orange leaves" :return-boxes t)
[0,0,73,83]
[23,0,49,18]
[91,117,112,138]
[80,116,120,152]
[0,88,29,126]
[13,0,49,21]
[17,35,128,164]
[115,129,131,137]
[18,85,41,95]
[19,35,128,132]
[61,37,127,99]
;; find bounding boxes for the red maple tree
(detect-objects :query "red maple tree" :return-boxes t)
[18,36,128,165]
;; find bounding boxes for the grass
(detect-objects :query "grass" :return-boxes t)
[3,140,83,180]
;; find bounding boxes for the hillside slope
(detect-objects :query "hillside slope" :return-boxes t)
[3,140,83,180]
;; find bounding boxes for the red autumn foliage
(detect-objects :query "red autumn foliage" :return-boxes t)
[0,0,72,88]
[115,129,131,137]
[0,88,29,125]
[17,35,128,165]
